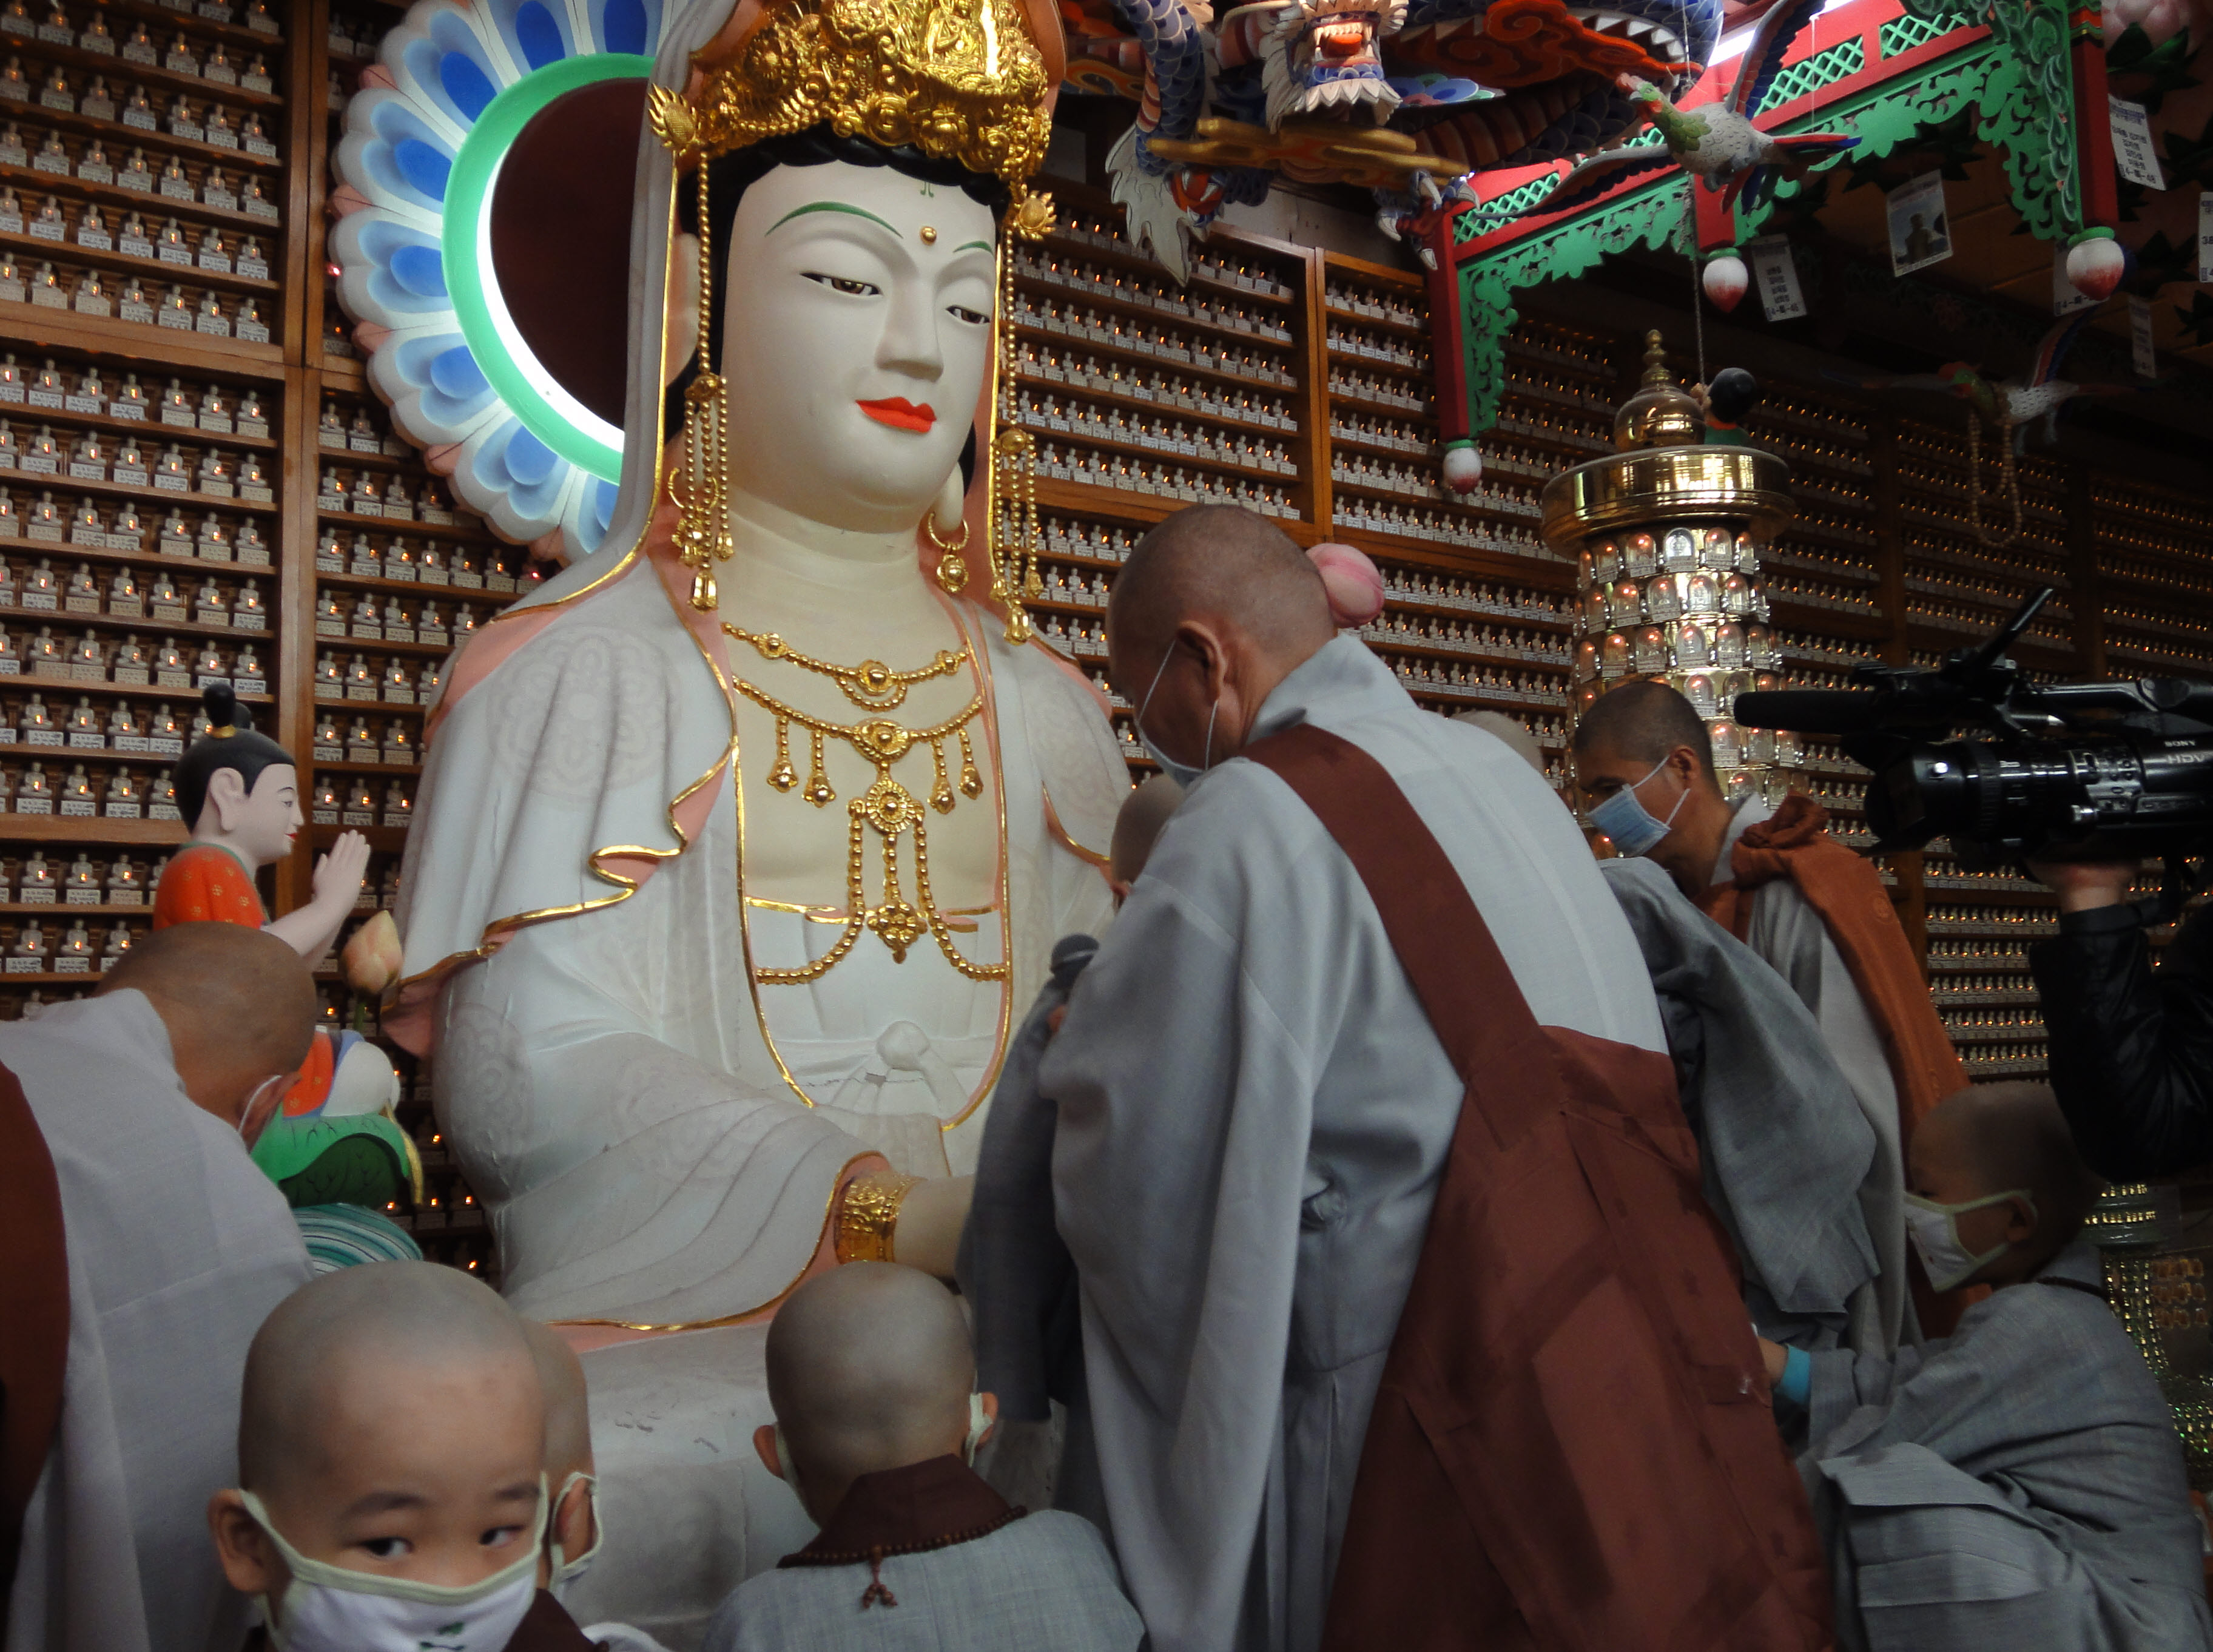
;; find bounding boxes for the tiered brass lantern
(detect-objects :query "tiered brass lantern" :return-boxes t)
[1541,331,1802,803]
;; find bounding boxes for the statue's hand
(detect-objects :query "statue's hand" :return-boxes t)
[314,830,372,908]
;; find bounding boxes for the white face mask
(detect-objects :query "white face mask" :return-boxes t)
[1903,1189,2034,1292]
[546,1471,602,1599]
[238,1479,545,1652]
[1134,644,1216,791]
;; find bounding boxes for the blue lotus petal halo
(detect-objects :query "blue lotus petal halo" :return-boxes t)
[331,0,668,561]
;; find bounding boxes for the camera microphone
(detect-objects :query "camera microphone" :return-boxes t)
[1731,690,1885,733]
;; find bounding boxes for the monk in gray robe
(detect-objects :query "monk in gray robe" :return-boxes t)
[1041,506,1668,1652]
[1766,1082,2210,1651]
[5,925,315,1652]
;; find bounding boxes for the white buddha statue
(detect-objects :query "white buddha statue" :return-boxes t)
[389,0,1116,1636]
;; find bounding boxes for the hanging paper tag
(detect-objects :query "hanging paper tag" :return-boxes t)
[1885,172,1952,275]
[2109,97,2167,190]
[2199,189,2213,283]
[2129,295,2157,378]
[1748,235,1807,322]
[2053,244,2097,315]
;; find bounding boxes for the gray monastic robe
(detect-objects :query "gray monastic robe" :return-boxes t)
[1600,857,1880,1349]
[1717,795,1915,1349]
[1799,1241,2211,1652]
[2,991,312,1652]
[1042,635,1667,1652]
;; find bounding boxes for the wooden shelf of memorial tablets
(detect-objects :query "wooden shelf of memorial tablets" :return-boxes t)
[0,394,279,451]
[0,298,279,373]
[1032,476,1312,534]
[1014,365,1302,447]
[0,518,273,567]
[1018,265,1298,348]
[1020,423,1301,494]
[310,564,523,602]
[1333,522,1574,592]
[72,0,289,53]
[0,467,277,519]
[0,811,180,843]
[311,439,430,475]
[313,508,508,547]
[0,33,289,117]
[1011,322,1297,402]
[0,152,282,235]
[0,223,278,303]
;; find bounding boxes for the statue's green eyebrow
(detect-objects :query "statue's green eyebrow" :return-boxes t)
[765,201,903,237]
[952,239,993,254]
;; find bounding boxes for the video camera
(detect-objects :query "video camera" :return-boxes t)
[1734,589,2213,885]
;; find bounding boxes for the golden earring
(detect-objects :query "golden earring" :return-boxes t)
[925,511,970,595]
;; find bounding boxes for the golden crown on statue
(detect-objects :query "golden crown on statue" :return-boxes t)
[647,0,1054,193]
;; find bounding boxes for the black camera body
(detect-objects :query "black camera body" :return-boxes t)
[1735,589,2213,870]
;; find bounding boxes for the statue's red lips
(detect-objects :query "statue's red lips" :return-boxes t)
[857,397,935,433]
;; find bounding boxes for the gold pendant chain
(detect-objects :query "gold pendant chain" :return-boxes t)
[723,622,966,712]
[731,638,1005,985]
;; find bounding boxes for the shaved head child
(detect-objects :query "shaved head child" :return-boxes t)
[1760,1084,2211,1650]
[703,1263,1141,1651]
[209,1261,607,1651]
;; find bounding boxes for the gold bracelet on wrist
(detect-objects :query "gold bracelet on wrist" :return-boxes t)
[835,1170,923,1265]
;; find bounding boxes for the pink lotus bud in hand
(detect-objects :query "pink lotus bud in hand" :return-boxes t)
[1307,542,1386,629]
[341,909,403,996]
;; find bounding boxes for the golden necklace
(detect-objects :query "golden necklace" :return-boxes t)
[725,623,1005,985]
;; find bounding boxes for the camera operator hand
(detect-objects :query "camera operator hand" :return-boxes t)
[2026,858,2141,914]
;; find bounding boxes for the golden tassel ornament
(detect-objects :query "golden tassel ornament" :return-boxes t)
[988,189,1054,646]
[670,155,733,610]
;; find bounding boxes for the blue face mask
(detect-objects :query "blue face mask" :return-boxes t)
[1588,754,1687,857]
[1134,644,1215,791]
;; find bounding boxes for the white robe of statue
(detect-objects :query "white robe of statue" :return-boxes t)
[389,21,1123,1637]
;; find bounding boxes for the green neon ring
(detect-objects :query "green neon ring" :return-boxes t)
[443,52,653,482]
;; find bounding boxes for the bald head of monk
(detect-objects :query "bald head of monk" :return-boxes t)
[97,920,316,1144]
[753,1262,994,1526]
[522,1317,599,1586]
[1908,1082,2104,1289]
[1108,505,1335,777]
[1108,772,1184,903]
[1455,710,1547,778]
[209,1261,546,1605]
[1569,679,1736,896]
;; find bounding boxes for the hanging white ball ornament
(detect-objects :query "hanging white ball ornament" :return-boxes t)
[1441,444,1483,494]
[2065,236,2126,302]
[1702,254,1750,312]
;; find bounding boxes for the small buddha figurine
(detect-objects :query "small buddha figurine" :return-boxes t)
[112,373,148,415]
[382,473,411,516]
[59,762,92,809]
[110,503,143,548]
[101,922,132,965]
[348,655,377,694]
[104,766,138,814]
[193,578,227,624]
[192,641,223,681]
[194,291,225,332]
[14,917,49,963]
[351,471,380,510]
[314,653,343,692]
[155,637,185,673]
[380,536,415,579]
[346,716,376,755]
[231,646,264,693]
[318,465,342,499]
[235,580,263,624]
[15,761,48,807]
[64,560,95,602]
[146,701,181,743]
[62,695,95,737]
[148,569,180,609]
[22,629,54,669]
[106,856,141,903]
[384,723,414,764]
[105,700,138,740]
[237,389,266,431]
[318,402,345,445]
[69,428,104,471]
[155,445,188,487]
[382,781,411,823]
[63,851,95,895]
[18,849,52,894]
[415,659,442,698]
[381,659,410,699]
[234,519,266,562]
[314,713,341,749]
[349,593,377,632]
[380,596,408,636]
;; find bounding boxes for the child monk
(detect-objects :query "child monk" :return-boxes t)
[207,1261,606,1651]
[1762,1082,2211,1651]
[704,1261,1142,1651]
